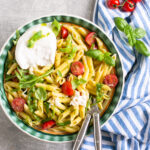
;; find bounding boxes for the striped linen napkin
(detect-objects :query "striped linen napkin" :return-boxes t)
[81,0,150,149]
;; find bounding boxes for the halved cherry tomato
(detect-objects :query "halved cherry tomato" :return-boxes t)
[11,98,26,112]
[122,0,135,12]
[61,26,68,39]
[132,0,142,2]
[85,32,96,46]
[42,120,56,130]
[107,0,120,9]
[62,81,74,96]
[103,74,118,88]
[71,61,84,76]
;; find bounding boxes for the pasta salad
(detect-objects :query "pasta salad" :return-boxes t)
[3,19,118,134]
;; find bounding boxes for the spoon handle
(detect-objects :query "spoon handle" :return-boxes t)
[93,112,102,150]
[73,113,91,150]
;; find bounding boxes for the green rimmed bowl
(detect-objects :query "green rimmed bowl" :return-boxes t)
[0,15,124,143]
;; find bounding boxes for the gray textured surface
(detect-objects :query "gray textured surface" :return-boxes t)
[0,0,95,150]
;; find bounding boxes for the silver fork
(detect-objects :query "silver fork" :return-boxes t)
[73,99,102,150]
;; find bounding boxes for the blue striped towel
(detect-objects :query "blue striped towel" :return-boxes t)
[81,0,150,149]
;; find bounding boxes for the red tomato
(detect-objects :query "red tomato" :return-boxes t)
[122,0,135,12]
[85,32,96,46]
[62,81,74,96]
[61,26,68,39]
[132,0,142,2]
[11,98,26,112]
[71,61,84,76]
[107,0,120,9]
[42,120,56,130]
[103,74,118,88]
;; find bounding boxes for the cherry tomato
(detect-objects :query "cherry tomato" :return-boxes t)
[103,74,118,88]
[42,120,56,130]
[62,81,74,96]
[85,32,96,46]
[107,0,120,9]
[132,0,142,2]
[71,61,84,76]
[61,26,68,39]
[11,98,26,112]
[122,0,135,12]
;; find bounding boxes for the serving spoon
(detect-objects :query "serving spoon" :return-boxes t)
[73,98,102,150]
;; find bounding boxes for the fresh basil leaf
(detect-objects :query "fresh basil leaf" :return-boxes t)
[134,28,146,39]
[57,121,71,126]
[35,87,47,101]
[85,50,104,61]
[51,19,61,36]
[57,70,62,77]
[124,25,136,46]
[27,31,43,48]
[135,40,150,56]
[71,78,86,90]
[114,17,128,32]
[104,52,116,66]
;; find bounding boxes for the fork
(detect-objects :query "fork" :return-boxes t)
[73,99,102,150]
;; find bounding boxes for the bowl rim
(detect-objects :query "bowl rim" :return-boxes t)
[0,14,125,143]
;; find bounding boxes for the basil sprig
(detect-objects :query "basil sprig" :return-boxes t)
[85,50,115,66]
[114,17,149,56]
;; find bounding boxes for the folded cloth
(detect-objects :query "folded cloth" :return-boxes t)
[81,0,150,149]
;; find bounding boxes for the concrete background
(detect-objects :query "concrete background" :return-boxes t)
[0,0,96,150]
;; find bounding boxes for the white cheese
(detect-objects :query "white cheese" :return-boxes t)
[15,24,56,69]
[70,90,89,107]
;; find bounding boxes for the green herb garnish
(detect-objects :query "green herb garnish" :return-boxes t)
[85,95,92,113]
[35,87,47,101]
[57,121,71,126]
[44,102,50,113]
[27,31,43,48]
[13,30,20,45]
[42,117,52,123]
[5,74,16,81]
[51,19,61,36]
[60,35,77,59]
[96,83,104,103]
[71,78,86,89]
[16,66,53,89]
[57,70,62,77]
[114,17,150,56]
